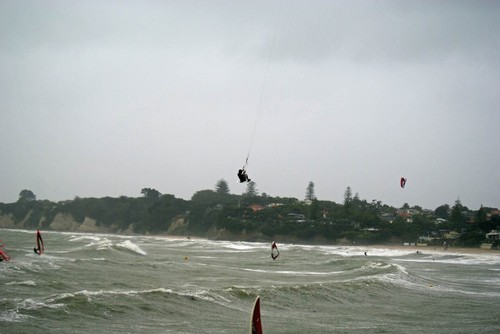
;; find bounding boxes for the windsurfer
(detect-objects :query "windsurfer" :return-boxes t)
[34,229,44,255]
[0,247,10,262]
[271,241,279,260]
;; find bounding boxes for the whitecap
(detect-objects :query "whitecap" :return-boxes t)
[84,238,113,250]
[68,235,102,242]
[0,309,30,322]
[5,280,36,287]
[221,241,259,251]
[242,268,339,276]
[18,298,63,310]
[177,289,231,304]
[115,240,147,255]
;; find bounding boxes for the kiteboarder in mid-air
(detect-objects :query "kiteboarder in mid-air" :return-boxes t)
[237,168,251,183]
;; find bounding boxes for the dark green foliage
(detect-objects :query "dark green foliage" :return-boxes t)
[134,195,188,233]
[0,187,495,246]
[245,181,258,197]
[458,230,486,247]
[450,199,467,229]
[343,186,352,213]
[475,206,487,225]
[141,188,161,199]
[434,204,450,219]
[0,199,56,228]
[215,179,230,195]
[305,181,316,201]
[308,199,320,220]
[18,189,36,202]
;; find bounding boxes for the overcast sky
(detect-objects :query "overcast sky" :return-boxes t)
[1,0,499,210]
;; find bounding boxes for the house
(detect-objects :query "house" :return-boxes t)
[249,204,264,212]
[443,231,460,240]
[380,213,395,223]
[397,210,413,223]
[287,213,306,223]
[435,218,447,224]
[487,210,500,220]
[486,230,499,241]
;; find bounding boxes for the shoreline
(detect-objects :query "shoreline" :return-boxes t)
[361,244,500,256]
[2,227,498,256]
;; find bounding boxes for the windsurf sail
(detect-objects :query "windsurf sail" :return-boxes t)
[249,296,263,334]
[0,249,10,261]
[271,241,279,260]
[0,241,10,262]
[400,177,407,188]
[34,230,44,255]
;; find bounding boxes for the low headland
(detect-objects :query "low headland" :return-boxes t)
[1,188,499,254]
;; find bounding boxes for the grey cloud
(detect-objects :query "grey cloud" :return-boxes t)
[0,1,499,210]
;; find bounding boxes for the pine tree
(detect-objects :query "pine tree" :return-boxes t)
[245,181,258,196]
[343,186,352,213]
[215,179,230,194]
[305,181,316,201]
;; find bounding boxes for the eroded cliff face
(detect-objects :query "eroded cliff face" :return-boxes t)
[167,217,187,234]
[0,212,122,234]
[0,213,273,241]
[0,210,38,229]
[76,217,121,234]
[49,213,80,231]
[0,209,264,239]
[0,213,16,228]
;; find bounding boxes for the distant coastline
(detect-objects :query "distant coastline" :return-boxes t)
[2,225,498,257]
[361,244,500,256]
[1,191,499,250]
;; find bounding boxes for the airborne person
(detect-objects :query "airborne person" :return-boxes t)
[237,168,251,183]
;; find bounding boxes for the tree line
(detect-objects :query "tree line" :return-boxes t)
[1,180,498,247]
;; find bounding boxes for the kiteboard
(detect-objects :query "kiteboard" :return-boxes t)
[249,296,263,334]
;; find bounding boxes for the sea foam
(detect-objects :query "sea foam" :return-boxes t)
[116,240,147,255]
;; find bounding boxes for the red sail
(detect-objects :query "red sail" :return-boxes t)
[36,230,44,255]
[0,248,10,262]
[400,177,407,188]
[271,242,279,260]
[250,296,263,334]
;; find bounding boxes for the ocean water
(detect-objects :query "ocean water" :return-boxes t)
[1,229,499,334]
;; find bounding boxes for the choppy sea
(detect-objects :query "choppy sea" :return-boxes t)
[1,229,499,333]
